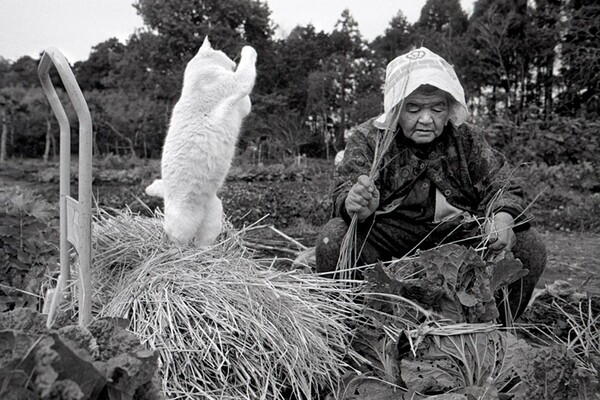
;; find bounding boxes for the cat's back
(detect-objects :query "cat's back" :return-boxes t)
[160,39,254,195]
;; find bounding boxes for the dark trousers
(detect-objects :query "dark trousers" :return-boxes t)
[315,216,547,323]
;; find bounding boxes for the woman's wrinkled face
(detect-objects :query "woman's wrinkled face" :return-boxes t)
[399,86,450,145]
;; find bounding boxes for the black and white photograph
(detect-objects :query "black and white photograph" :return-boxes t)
[1,0,598,398]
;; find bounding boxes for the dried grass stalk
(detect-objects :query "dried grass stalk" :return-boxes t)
[336,61,413,282]
[85,208,363,400]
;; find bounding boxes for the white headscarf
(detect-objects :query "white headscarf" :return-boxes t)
[373,47,469,129]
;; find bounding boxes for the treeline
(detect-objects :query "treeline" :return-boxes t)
[0,0,598,162]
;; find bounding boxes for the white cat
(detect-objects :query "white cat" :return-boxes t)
[146,37,257,246]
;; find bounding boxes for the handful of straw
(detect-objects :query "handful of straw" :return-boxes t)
[336,62,412,282]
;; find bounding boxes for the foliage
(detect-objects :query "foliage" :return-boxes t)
[275,24,336,114]
[416,0,468,36]
[1,85,76,160]
[519,280,600,394]
[134,0,273,53]
[242,103,317,159]
[73,39,127,92]
[467,0,534,113]
[336,244,595,399]
[485,115,599,166]
[228,160,315,182]
[2,0,599,159]
[479,114,600,232]
[370,10,414,63]
[0,187,59,311]
[519,162,600,232]
[558,0,600,117]
[401,327,515,394]
[343,245,596,399]
[362,245,527,324]
[0,307,163,400]
[2,56,40,88]
[86,89,166,158]
[398,326,580,399]
[220,175,332,230]
[1,86,53,160]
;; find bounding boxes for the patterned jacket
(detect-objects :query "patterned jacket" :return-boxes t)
[333,118,530,228]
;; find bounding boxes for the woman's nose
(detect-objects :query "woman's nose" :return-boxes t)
[418,110,433,124]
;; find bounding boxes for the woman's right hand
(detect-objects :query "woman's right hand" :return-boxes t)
[345,175,380,221]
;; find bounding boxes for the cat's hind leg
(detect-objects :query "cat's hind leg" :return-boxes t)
[163,200,205,246]
[193,195,223,247]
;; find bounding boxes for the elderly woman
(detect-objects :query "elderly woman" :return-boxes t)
[315,47,546,323]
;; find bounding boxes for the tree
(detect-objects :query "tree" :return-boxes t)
[524,0,562,118]
[328,9,367,149]
[410,0,469,69]
[0,87,55,160]
[459,0,569,121]
[348,56,384,126]
[371,10,415,63]
[6,56,40,88]
[0,57,12,88]
[306,69,338,157]
[85,89,166,158]
[416,0,468,38]
[0,94,8,163]
[74,38,126,91]
[21,89,56,163]
[276,24,334,114]
[133,0,273,59]
[0,88,24,162]
[558,0,600,117]
[116,0,278,157]
[467,0,530,117]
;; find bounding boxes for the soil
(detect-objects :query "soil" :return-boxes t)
[538,230,600,294]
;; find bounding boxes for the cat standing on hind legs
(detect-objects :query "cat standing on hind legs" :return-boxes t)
[145,37,257,246]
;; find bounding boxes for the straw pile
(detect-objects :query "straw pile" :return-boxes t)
[83,208,362,399]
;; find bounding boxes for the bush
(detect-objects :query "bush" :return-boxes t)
[480,116,600,232]
[485,115,599,166]
[0,308,163,400]
[221,173,333,232]
[521,162,600,232]
[0,187,59,311]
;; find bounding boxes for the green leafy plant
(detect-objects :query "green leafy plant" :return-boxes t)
[0,307,163,400]
[0,187,59,311]
[363,244,527,324]
[398,324,579,399]
[520,282,600,398]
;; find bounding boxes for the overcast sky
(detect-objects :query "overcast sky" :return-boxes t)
[0,0,474,63]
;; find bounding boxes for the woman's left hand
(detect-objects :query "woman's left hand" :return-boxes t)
[484,212,516,253]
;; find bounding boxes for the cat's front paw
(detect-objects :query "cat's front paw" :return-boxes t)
[241,46,257,65]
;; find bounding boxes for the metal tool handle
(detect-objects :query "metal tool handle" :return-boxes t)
[38,47,93,328]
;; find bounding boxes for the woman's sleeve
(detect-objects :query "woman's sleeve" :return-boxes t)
[466,125,532,229]
[332,122,377,221]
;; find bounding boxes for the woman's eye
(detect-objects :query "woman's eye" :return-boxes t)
[432,103,448,113]
[406,104,420,112]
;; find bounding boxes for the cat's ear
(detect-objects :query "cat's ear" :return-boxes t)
[200,36,212,51]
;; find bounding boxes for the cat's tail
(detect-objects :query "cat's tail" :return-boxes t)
[145,179,164,198]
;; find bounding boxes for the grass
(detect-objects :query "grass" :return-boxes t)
[520,294,599,379]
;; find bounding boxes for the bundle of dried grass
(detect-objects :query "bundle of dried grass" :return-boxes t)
[85,208,362,399]
[335,62,412,282]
